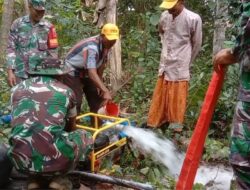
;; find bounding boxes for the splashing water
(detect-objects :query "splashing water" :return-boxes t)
[119,125,184,178]
[117,125,234,189]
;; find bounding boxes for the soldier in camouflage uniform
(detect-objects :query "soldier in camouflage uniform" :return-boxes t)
[6,0,58,87]
[213,1,250,189]
[7,57,93,189]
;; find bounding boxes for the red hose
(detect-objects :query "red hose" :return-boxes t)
[176,67,226,190]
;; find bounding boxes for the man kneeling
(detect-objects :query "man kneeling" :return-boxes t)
[7,57,93,189]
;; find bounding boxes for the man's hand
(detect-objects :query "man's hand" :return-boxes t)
[213,48,237,72]
[7,69,16,87]
[65,117,76,132]
[101,90,112,106]
[158,24,164,35]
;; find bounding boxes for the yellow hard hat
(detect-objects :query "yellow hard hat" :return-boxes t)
[160,0,178,9]
[101,23,119,40]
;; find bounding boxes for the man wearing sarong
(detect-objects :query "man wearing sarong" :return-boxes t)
[147,0,202,131]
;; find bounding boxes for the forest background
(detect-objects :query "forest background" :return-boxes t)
[0,0,242,189]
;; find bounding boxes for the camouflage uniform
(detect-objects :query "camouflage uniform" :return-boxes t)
[7,76,93,174]
[230,1,250,188]
[6,15,58,79]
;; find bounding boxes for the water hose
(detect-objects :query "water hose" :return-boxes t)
[176,67,226,190]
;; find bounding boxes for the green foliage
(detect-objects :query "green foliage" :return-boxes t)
[203,138,230,161]
[0,68,10,114]
[0,0,3,24]
[45,0,98,56]
[193,183,206,190]
[119,146,175,189]
[228,0,241,22]
[213,65,239,121]
[117,7,161,119]
[230,179,237,190]
[0,68,11,142]
[186,53,213,128]
[14,0,27,18]
[119,0,162,13]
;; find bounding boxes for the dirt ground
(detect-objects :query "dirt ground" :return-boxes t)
[2,180,135,190]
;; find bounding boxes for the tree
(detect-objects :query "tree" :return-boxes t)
[23,0,29,14]
[0,0,14,66]
[82,0,93,7]
[213,0,228,55]
[93,0,122,90]
[106,0,122,90]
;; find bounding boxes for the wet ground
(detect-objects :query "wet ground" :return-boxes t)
[2,165,234,190]
[195,164,234,190]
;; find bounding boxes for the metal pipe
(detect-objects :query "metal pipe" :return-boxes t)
[10,170,155,190]
[70,170,155,190]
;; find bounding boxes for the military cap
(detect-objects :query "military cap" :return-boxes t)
[29,0,46,11]
[28,57,72,75]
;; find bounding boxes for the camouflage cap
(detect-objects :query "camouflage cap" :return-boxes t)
[28,57,72,76]
[29,0,46,11]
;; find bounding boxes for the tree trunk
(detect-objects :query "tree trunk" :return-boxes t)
[24,0,29,14]
[0,0,15,66]
[93,0,107,27]
[94,0,122,90]
[83,0,94,7]
[106,0,122,90]
[213,0,228,55]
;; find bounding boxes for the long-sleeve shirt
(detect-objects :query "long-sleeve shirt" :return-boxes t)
[158,8,202,81]
[6,15,58,79]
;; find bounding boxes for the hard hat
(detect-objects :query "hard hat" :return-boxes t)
[101,23,119,41]
[160,0,178,9]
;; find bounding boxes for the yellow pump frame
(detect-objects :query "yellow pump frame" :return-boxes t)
[76,113,130,172]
